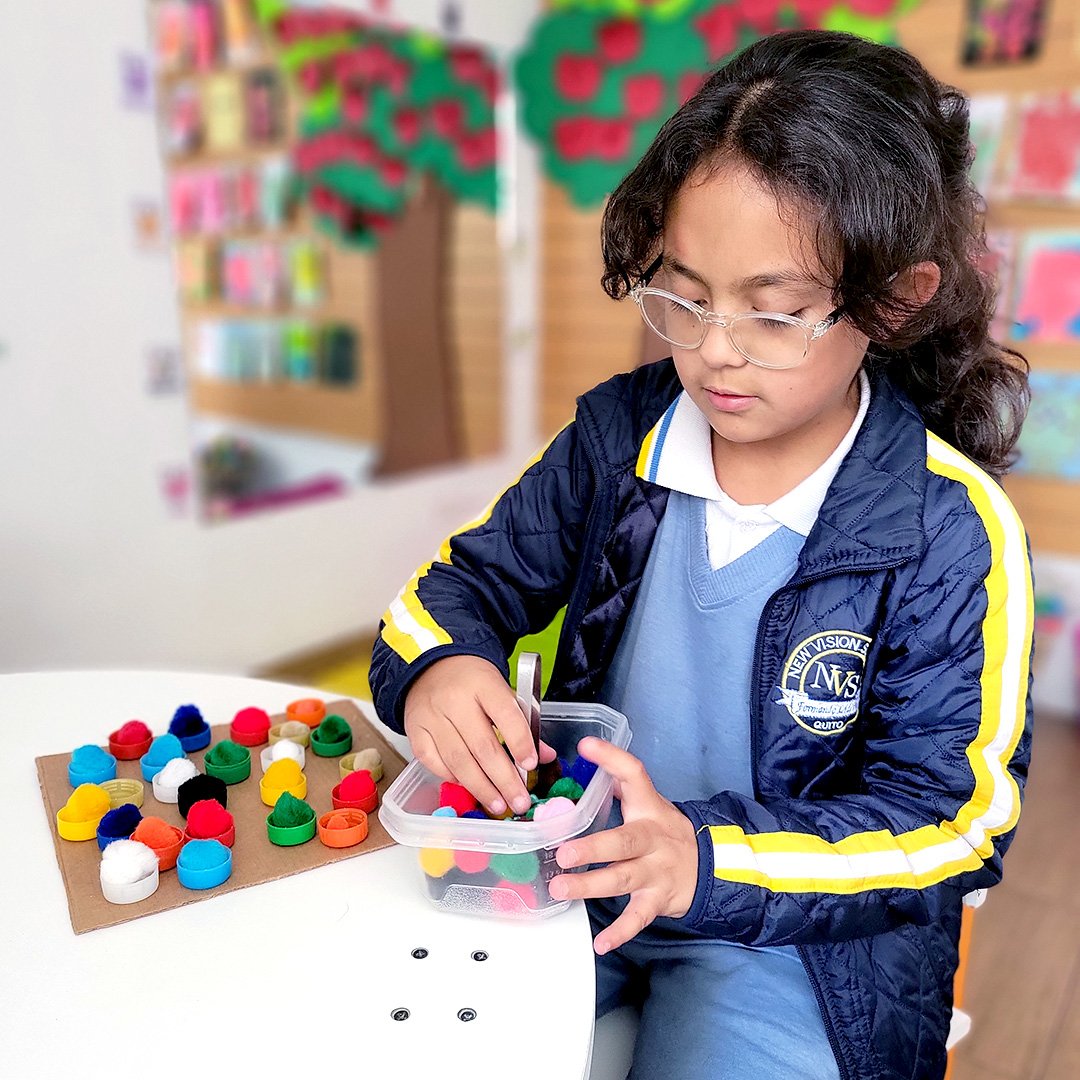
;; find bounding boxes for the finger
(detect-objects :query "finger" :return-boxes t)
[549,860,640,903]
[555,822,648,870]
[435,717,512,816]
[409,726,457,784]
[454,705,532,815]
[484,685,539,772]
[594,897,659,955]
[538,739,557,765]
[577,737,657,805]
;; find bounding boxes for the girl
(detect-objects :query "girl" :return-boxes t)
[371,29,1033,1080]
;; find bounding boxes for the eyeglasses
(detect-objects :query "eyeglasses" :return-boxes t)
[629,256,845,370]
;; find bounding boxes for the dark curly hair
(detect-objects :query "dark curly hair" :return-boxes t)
[601,30,1029,477]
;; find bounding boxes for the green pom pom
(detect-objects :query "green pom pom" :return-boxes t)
[525,798,550,821]
[268,792,315,828]
[315,714,351,742]
[548,778,584,801]
[207,739,248,766]
[490,851,540,883]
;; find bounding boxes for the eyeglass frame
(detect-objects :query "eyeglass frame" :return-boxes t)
[627,254,847,370]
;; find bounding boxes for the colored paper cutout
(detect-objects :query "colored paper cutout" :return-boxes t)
[962,0,1048,66]
[515,0,923,208]
[1005,92,1080,202]
[1014,372,1080,481]
[1011,232,1080,344]
[968,94,1008,196]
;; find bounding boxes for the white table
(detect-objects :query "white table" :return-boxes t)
[0,672,597,1079]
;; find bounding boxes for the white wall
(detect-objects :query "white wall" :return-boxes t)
[0,0,542,674]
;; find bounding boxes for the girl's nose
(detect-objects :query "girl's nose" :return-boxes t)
[696,321,748,369]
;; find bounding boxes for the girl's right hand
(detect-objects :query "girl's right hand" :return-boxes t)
[403,654,557,817]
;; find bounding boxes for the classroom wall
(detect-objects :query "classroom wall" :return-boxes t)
[0,0,542,674]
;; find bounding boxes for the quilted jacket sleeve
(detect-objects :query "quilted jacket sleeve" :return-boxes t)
[676,459,1035,947]
[369,420,595,735]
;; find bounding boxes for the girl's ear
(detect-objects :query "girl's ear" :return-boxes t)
[890,261,942,315]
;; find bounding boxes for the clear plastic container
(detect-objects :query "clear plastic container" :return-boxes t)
[378,701,631,919]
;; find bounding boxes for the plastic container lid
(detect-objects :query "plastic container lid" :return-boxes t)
[230,707,271,747]
[101,778,145,809]
[203,743,251,785]
[268,720,311,747]
[286,698,325,729]
[340,748,383,783]
[108,722,153,760]
[266,811,317,847]
[130,817,185,872]
[379,701,631,855]
[139,734,186,782]
[67,745,118,788]
[177,839,232,890]
[56,784,112,842]
[317,809,369,848]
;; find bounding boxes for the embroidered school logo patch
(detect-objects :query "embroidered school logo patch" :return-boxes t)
[776,631,872,736]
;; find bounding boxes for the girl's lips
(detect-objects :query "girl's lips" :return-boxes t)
[704,388,757,413]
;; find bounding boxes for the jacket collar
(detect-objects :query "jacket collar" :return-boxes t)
[630,370,927,573]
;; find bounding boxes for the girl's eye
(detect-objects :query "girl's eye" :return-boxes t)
[788,308,808,319]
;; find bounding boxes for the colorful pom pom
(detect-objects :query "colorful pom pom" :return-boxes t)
[419,848,455,878]
[268,791,315,828]
[339,768,375,801]
[207,740,249,766]
[115,720,152,745]
[169,705,205,737]
[568,756,599,790]
[143,734,185,766]
[454,849,491,874]
[432,806,458,818]
[548,778,584,802]
[100,839,159,886]
[177,774,228,818]
[97,803,143,848]
[264,759,303,787]
[131,816,179,849]
[490,851,540,884]
[439,782,478,816]
[156,757,199,788]
[492,879,539,912]
[532,796,576,822]
[315,714,351,742]
[187,800,234,839]
[462,810,488,820]
[232,707,270,734]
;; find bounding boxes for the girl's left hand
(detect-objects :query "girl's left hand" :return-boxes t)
[548,737,700,955]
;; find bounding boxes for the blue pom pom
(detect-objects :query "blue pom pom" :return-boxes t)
[97,803,143,849]
[569,756,599,789]
[432,806,458,818]
[557,757,572,778]
[461,810,487,820]
[169,704,206,737]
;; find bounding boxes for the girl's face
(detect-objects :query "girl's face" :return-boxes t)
[661,163,870,465]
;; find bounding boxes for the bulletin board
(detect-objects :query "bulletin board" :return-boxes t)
[535,0,1080,556]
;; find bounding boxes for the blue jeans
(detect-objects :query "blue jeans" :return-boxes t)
[589,899,841,1080]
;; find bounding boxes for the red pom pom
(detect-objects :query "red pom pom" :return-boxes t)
[187,800,234,839]
[339,769,376,801]
[454,849,490,874]
[116,720,152,745]
[232,707,270,734]
[439,782,478,816]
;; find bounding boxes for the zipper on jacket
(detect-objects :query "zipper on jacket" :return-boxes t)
[749,556,914,1080]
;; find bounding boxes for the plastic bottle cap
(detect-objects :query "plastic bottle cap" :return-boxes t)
[286,698,325,729]
[100,864,160,905]
[268,721,311,747]
[331,781,378,814]
[139,735,187,782]
[152,760,201,804]
[183,822,235,848]
[175,724,211,752]
[203,748,252,785]
[266,811,317,847]
[310,725,353,758]
[67,746,118,788]
[230,707,271,747]
[339,749,383,783]
[317,809,369,848]
[108,727,153,760]
[260,772,308,807]
[177,839,232,890]
[101,778,145,809]
[130,818,185,872]
[56,785,112,841]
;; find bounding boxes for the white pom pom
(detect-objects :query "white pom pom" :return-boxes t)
[101,839,159,885]
[270,740,304,764]
[156,757,199,787]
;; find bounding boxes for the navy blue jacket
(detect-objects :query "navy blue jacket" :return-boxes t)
[371,360,1034,1080]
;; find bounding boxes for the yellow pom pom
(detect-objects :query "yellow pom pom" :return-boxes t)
[419,847,455,877]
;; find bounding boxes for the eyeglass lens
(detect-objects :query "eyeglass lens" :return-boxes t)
[639,291,809,367]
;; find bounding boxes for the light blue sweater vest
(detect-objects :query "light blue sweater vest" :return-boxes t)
[601,490,807,803]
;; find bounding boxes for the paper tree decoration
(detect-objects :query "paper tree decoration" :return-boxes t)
[516,0,921,207]
[255,1,498,246]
